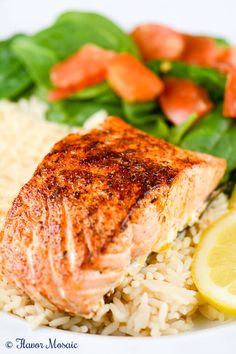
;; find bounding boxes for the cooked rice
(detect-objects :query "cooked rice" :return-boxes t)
[0,98,229,336]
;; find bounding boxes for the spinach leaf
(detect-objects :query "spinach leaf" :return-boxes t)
[47,100,123,126]
[94,89,120,104]
[148,60,226,101]
[168,113,198,145]
[138,115,170,139]
[181,106,231,153]
[34,12,139,60]
[70,81,119,104]
[215,37,230,49]
[181,106,236,178]
[11,36,58,88]
[12,84,35,101]
[71,82,110,100]
[210,125,236,179]
[122,101,158,125]
[32,86,49,101]
[0,38,32,98]
[122,101,171,140]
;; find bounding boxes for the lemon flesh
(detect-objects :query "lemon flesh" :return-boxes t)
[192,210,236,315]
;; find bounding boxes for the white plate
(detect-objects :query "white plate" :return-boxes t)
[0,313,235,354]
[0,0,236,353]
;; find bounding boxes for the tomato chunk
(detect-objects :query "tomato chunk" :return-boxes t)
[214,47,236,73]
[181,35,217,67]
[223,71,236,118]
[107,53,164,102]
[160,77,213,125]
[131,24,185,61]
[51,44,116,89]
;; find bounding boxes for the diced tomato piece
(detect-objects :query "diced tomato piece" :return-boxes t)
[107,53,164,102]
[51,44,116,89]
[48,86,82,101]
[181,35,217,67]
[131,24,185,61]
[214,47,236,73]
[223,71,236,118]
[159,77,213,125]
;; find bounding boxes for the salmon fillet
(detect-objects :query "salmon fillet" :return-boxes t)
[0,117,226,315]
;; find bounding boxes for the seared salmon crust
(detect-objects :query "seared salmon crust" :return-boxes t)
[0,117,226,315]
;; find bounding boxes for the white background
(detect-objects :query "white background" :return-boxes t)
[0,0,236,41]
[0,0,236,353]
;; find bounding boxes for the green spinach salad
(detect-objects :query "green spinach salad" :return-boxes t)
[1,11,236,181]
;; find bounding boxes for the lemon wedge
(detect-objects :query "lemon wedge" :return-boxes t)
[192,210,236,315]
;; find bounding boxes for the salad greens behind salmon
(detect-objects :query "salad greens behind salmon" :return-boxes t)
[1,11,236,180]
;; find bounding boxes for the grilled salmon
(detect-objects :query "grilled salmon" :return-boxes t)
[0,117,226,315]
